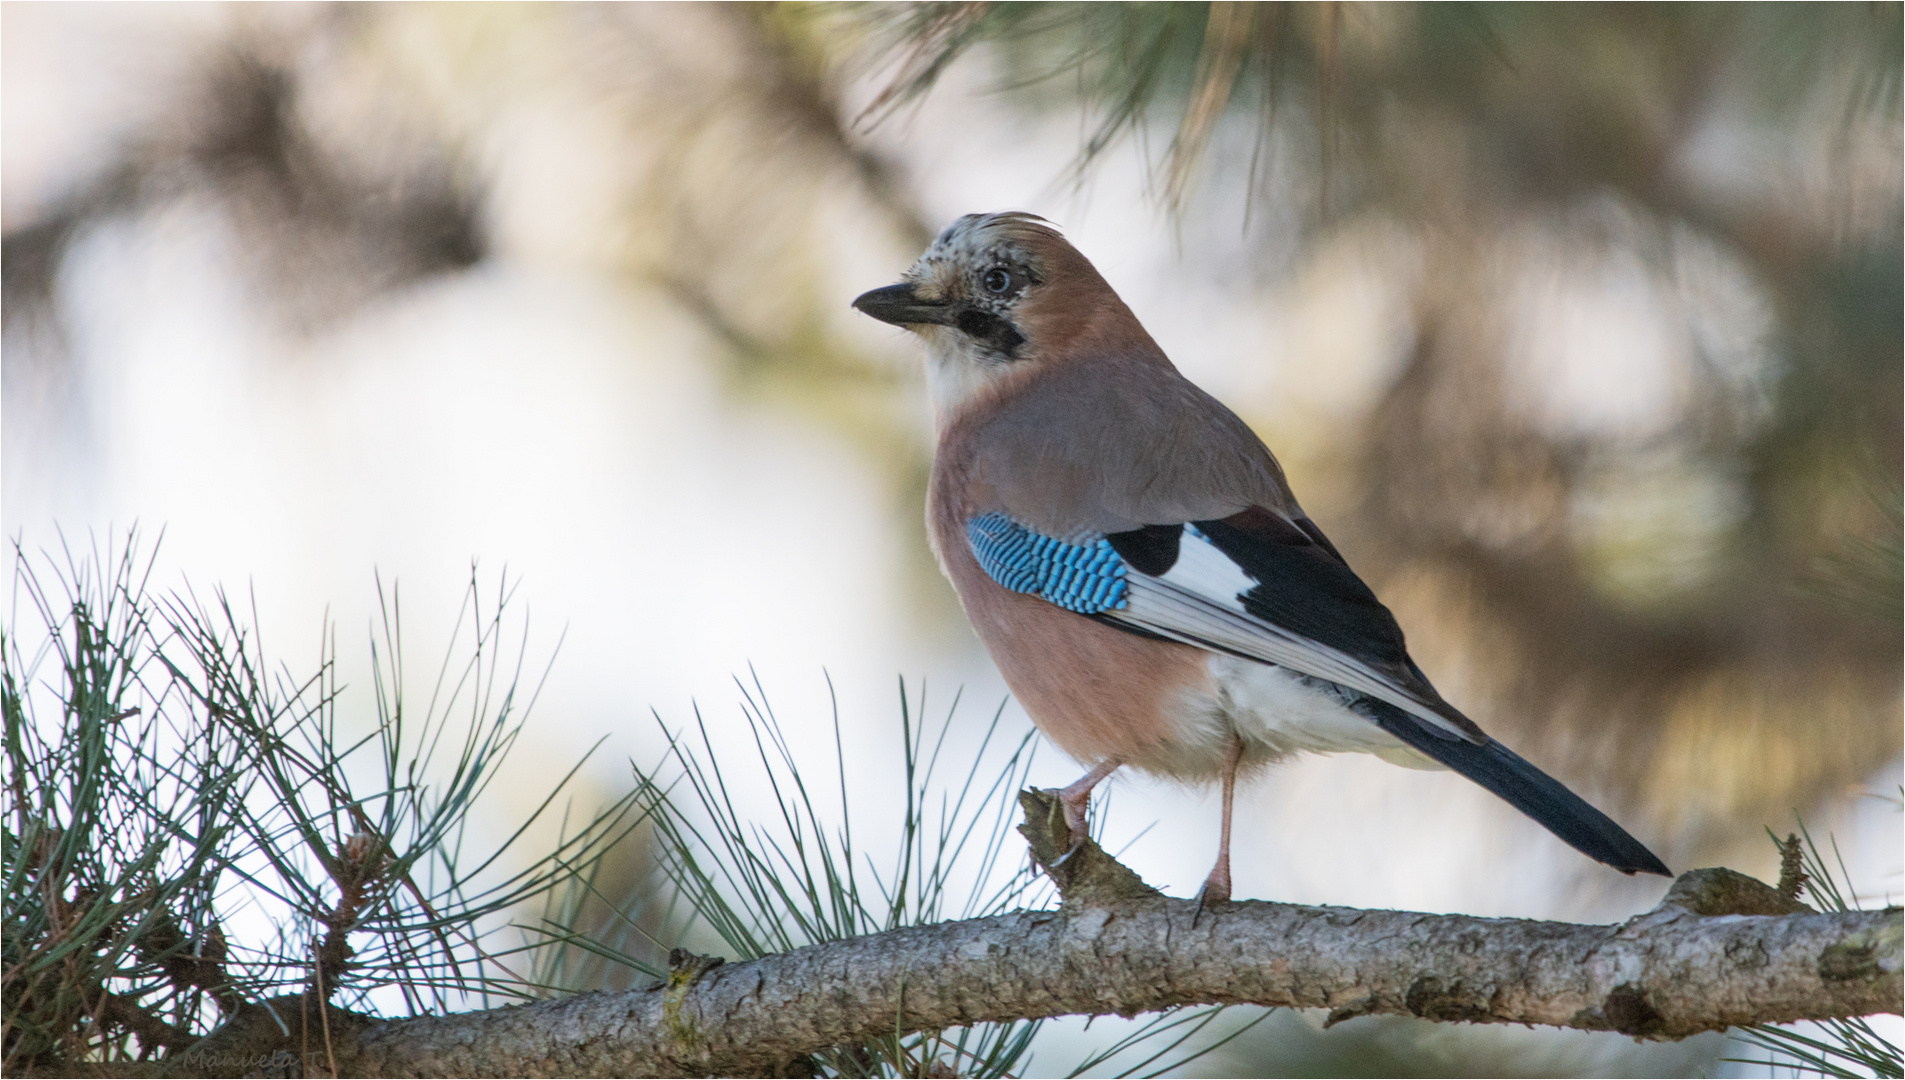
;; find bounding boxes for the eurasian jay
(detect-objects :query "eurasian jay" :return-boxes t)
[852,211,1669,901]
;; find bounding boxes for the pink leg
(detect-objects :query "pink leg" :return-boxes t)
[1057,759,1122,847]
[1200,735,1245,905]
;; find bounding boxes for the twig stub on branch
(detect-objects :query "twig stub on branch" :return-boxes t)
[1016,788,1160,904]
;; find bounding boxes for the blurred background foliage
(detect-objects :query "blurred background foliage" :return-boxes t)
[2,3,1899,1076]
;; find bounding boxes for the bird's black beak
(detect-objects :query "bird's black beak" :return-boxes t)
[851,283,958,328]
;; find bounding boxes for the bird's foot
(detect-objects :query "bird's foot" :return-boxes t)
[1058,790,1092,846]
[1192,866,1232,927]
[1049,785,1097,867]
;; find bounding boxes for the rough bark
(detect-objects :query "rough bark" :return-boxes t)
[134,793,1901,1079]
[331,889,1898,1078]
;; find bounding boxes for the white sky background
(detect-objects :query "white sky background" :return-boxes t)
[3,6,1896,1075]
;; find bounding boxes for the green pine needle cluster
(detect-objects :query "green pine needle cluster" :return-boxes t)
[2,532,638,1070]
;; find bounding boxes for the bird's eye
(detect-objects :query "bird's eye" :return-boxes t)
[981,267,1014,295]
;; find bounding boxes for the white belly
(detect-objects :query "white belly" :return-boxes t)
[1132,656,1441,780]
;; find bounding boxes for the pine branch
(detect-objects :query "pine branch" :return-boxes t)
[86,985,199,1056]
[324,873,1901,1078]
[157,817,1902,1079]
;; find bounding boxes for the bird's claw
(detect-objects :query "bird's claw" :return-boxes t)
[1048,831,1092,868]
[1192,876,1230,928]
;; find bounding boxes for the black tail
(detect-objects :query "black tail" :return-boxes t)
[1374,706,1671,877]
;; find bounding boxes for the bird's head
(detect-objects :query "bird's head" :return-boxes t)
[853,212,1144,426]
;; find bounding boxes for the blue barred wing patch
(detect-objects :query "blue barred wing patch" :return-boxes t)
[966,513,1128,613]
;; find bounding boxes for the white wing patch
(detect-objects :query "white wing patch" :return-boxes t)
[1107,527,1477,743]
[1147,525,1256,612]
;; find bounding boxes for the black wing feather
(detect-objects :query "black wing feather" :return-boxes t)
[1369,698,1671,876]
[1192,508,1410,668]
[1105,523,1184,576]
